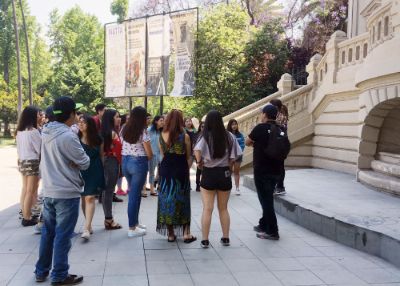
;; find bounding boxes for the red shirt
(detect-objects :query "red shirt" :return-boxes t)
[93,115,101,131]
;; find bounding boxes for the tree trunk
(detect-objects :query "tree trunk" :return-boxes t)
[11,0,23,117]
[19,0,33,105]
[1,0,11,85]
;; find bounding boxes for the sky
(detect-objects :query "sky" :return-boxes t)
[27,0,137,32]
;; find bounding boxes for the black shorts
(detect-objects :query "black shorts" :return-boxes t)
[201,166,232,191]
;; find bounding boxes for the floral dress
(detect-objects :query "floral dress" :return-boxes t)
[156,132,191,236]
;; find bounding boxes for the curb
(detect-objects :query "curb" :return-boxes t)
[243,175,400,268]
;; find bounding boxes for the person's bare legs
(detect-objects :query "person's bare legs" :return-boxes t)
[23,176,39,219]
[201,188,216,240]
[217,191,231,238]
[84,196,96,233]
[233,162,241,189]
[20,175,27,214]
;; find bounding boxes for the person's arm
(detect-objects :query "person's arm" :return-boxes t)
[63,134,90,170]
[31,129,42,157]
[184,133,192,167]
[245,137,254,147]
[99,143,105,163]
[143,131,153,160]
[143,141,153,160]
[246,125,259,147]
[193,137,203,170]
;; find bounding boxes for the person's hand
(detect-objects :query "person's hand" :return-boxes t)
[69,161,78,168]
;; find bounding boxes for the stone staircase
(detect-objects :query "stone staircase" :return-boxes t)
[358,152,400,196]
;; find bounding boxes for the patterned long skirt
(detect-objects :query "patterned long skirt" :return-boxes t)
[156,152,191,236]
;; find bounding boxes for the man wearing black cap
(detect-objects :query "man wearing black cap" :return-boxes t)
[245,104,283,240]
[35,96,89,285]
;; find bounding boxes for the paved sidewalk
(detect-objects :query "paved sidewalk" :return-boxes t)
[1,148,400,285]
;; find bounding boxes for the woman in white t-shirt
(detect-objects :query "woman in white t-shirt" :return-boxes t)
[121,106,153,238]
[16,106,42,227]
[194,110,242,248]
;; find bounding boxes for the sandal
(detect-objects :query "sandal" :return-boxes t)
[184,235,197,244]
[150,192,158,196]
[104,219,122,230]
[141,192,148,198]
[167,235,177,242]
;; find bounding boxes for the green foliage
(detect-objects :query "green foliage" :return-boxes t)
[244,20,289,97]
[48,6,105,108]
[193,3,255,117]
[0,0,51,126]
[110,0,129,23]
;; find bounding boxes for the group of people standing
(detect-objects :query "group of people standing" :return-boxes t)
[15,95,289,285]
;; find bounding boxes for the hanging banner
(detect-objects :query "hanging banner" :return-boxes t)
[170,10,197,96]
[105,23,126,98]
[146,15,171,96]
[125,19,147,96]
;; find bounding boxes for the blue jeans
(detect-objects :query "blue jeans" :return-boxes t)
[122,156,148,227]
[148,157,159,185]
[35,197,80,282]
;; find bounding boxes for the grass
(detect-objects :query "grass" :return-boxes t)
[0,137,16,147]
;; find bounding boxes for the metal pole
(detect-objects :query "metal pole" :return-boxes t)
[160,95,163,115]
[129,97,132,110]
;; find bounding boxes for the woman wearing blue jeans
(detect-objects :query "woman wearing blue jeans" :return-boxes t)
[121,106,153,237]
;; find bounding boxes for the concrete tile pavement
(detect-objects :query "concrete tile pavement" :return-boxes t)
[1,147,400,285]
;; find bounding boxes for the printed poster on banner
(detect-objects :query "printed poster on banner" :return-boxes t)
[146,15,171,96]
[105,23,126,98]
[170,10,197,97]
[126,19,147,96]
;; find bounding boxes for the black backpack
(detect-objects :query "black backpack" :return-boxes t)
[263,124,291,161]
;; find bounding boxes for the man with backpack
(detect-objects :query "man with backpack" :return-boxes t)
[246,104,290,240]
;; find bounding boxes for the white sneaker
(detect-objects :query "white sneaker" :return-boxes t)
[81,230,91,240]
[138,224,147,230]
[128,228,146,238]
[33,222,43,234]
[235,188,241,196]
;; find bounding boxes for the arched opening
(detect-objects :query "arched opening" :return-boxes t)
[358,97,400,195]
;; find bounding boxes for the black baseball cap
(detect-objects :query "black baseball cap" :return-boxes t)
[52,96,83,115]
[262,104,278,120]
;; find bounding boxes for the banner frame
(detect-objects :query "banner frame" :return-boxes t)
[103,7,199,104]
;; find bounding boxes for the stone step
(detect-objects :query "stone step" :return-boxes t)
[358,170,400,196]
[378,152,400,164]
[371,160,400,178]
[243,170,400,268]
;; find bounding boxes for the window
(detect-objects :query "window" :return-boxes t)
[363,43,368,58]
[348,48,353,62]
[342,51,346,64]
[372,26,375,43]
[325,63,328,73]
[384,16,389,36]
[356,46,360,60]
[378,21,382,40]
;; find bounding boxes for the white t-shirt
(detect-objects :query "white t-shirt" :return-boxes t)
[194,132,242,168]
[16,129,42,160]
[122,130,150,157]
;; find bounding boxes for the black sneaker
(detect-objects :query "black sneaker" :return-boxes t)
[256,232,280,240]
[51,274,83,285]
[200,240,210,248]
[220,237,230,246]
[21,218,38,227]
[112,194,123,203]
[253,225,264,232]
[35,272,49,283]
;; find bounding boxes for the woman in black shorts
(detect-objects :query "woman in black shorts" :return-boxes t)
[194,111,242,248]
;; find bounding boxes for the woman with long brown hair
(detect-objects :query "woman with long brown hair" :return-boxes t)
[16,106,42,227]
[157,110,196,243]
[78,115,105,240]
[121,106,153,238]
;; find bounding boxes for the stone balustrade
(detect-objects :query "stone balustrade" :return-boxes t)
[367,2,394,51]
[338,33,369,69]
